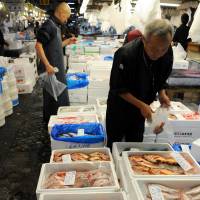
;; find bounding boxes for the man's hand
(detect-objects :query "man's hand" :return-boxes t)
[159,90,171,108]
[63,37,77,46]
[140,103,153,121]
[46,64,55,75]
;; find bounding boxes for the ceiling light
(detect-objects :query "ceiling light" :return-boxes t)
[160,3,180,7]
[68,2,75,5]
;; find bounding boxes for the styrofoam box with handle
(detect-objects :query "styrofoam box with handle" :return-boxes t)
[39,191,127,200]
[122,151,200,179]
[48,113,99,134]
[36,162,120,199]
[133,178,200,200]
[57,105,97,115]
[150,101,191,113]
[144,112,200,144]
[112,142,173,175]
[50,147,113,164]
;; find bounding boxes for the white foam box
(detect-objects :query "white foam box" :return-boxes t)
[133,178,200,200]
[68,87,88,103]
[39,192,127,200]
[69,62,87,72]
[84,46,100,53]
[17,79,35,94]
[96,97,107,112]
[122,151,200,179]
[144,112,200,144]
[57,105,97,115]
[112,142,173,175]
[173,59,189,70]
[88,88,109,104]
[48,113,99,134]
[88,78,109,89]
[50,147,113,163]
[150,101,191,113]
[88,68,111,80]
[87,61,112,70]
[36,162,120,199]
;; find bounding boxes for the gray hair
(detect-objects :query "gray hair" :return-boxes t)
[144,19,173,40]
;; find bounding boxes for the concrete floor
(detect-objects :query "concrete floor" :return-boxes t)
[0,84,50,200]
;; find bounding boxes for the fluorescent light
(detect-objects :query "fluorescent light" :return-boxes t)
[68,2,75,5]
[70,7,75,9]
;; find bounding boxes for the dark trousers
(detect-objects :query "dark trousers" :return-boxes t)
[106,107,145,149]
[43,88,70,124]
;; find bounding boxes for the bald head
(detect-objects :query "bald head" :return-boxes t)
[54,2,71,24]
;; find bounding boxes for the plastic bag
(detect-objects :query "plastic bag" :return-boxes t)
[51,122,105,144]
[40,72,66,101]
[148,107,174,144]
[189,3,200,43]
[66,73,89,90]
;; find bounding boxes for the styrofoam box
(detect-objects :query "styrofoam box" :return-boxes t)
[88,88,109,100]
[144,112,200,144]
[112,142,173,175]
[122,151,200,179]
[173,59,189,70]
[89,68,111,80]
[68,87,88,103]
[84,46,100,53]
[88,78,109,89]
[50,147,113,163]
[39,192,127,200]
[69,62,87,72]
[48,113,99,134]
[87,61,112,70]
[96,97,107,112]
[100,112,106,129]
[36,162,120,199]
[150,101,191,113]
[17,80,34,94]
[57,105,97,115]
[134,178,200,200]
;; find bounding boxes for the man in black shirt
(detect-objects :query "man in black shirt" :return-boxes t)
[106,19,173,148]
[35,2,76,124]
[173,13,190,50]
[0,29,9,56]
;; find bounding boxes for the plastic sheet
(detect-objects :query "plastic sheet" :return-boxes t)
[51,123,105,144]
[40,72,66,101]
[66,73,89,90]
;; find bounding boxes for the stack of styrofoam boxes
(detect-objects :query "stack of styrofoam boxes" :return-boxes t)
[6,66,19,106]
[112,142,174,200]
[48,113,100,150]
[0,94,6,127]
[144,101,200,144]
[20,52,38,80]
[121,150,200,200]
[1,75,13,117]
[36,162,120,200]
[67,73,89,104]
[96,97,107,129]
[87,61,112,104]
[133,178,200,200]
[12,58,36,94]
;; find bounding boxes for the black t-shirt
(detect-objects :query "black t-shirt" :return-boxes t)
[108,38,173,112]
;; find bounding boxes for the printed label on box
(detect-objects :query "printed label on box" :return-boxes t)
[64,171,76,186]
[171,152,193,171]
[149,185,164,200]
[62,154,72,163]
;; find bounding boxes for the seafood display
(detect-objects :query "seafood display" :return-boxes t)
[53,151,110,162]
[183,112,200,120]
[58,105,96,114]
[146,184,200,200]
[43,169,113,189]
[129,154,197,175]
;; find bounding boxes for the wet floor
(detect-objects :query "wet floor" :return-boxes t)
[0,83,51,200]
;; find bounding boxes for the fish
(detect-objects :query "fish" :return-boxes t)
[185,185,200,195]
[148,184,179,193]
[71,153,89,161]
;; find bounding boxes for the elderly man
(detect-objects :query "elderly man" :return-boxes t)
[106,19,173,148]
[35,2,76,124]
